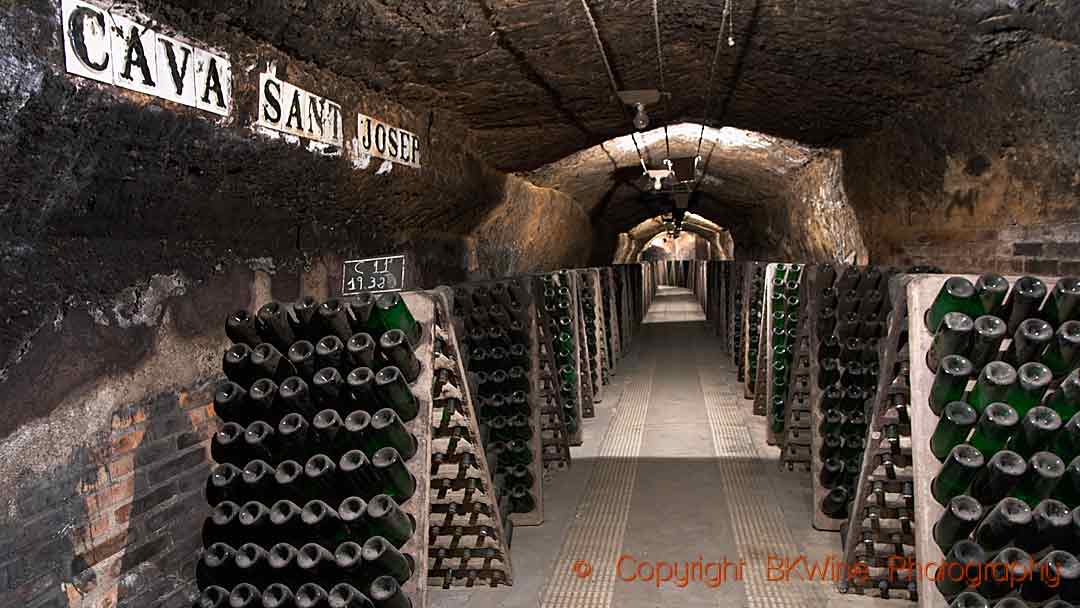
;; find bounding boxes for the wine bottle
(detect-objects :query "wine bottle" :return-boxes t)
[947,591,989,608]
[305,454,342,501]
[969,315,1007,369]
[931,402,978,461]
[975,273,1010,317]
[1008,319,1054,368]
[970,450,1027,506]
[261,584,296,608]
[974,497,1032,552]
[302,500,351,549]
[313,368,349,416]
[935,540,985,599]
[370,409,417,460]
[1020,551,1080,605]
[226,310,262,348]
[346,368,379,414]
[1008,362,1053,418]
[212,422,247,466]
[968,362,1018,414]
[312,409,348,459]
[379,330,420,382]
[274,460,307,503]
[931,355,974,416]
[346,333,378,371]
[1043,321,1080,377]
[213,381,251,427]
[372,447,416,502]
[1010,452,1065,505]
[934,494,983,553]
[374,367,419,422]
[1053,414,1080,465]
[316,336,347,374]
[511,486,537,513]
[206,463,245,506]
[288,340,318,380]
[267,543,304,588]
[328,583,376,608]
[295,581,332,608]
[339,450,382,501]
[369,575,410,608]
[248,379,280,426]
[932,444,985,506]
[269,499,305,544]
[339,496,371,538]
[203,500,243,547]
[968,402,1019,456]
[362,535,413,584]
[292,295,320,340]
[1005,276,1048,335]
[318,299,354,342]
[927,313,974,372]
[819,458,845,489]
[1014,498,1071,558]
[238,500,271,540]
[279,377,319,419]
[348,293,375,334]
[223,343,256,387]
[244,421,278,464]
[241,460,276,498]
[277,414,312,462]
[234,543,272,589]
[1006,407,1062,459]
[372,294,421,346]
[194,585,229,608]
[819,435,845,460]
[926,277,981,332]
[366,494,414,548]
[257,302,296,351]
[820,486,849,519]
[1041,277,1080,326]
[197,543,239,589]
[976,546,1030,601]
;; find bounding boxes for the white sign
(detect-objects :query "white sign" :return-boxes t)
[61,0,232,116]
[257,73,344,147]
[357,113,421,168]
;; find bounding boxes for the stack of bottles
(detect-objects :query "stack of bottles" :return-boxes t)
[427,295,513,587]
[579,271,607,399]
[453,280,540,519]
[600,268,621,371]
[747,265,765,393]
[539,272,582,441]
[733,264,745,382]
[817,265,891,520]
[921,275,1080,606]
[769,263,804,436]
[199,293,425,608]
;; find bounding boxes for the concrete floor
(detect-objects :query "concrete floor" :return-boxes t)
[435,287,904,608]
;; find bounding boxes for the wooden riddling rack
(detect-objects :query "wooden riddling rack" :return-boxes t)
[443,279,545,534]
[908,273,1073,608]
[572,269,602,415]
[202,291,438,608]
[533,276,573,472]
[730,262,746,380]
[837,276,917,600]
[809,265,892,531]
[600,268,623,371]
[743,262,767,405]
[761,264,781,442]
[535,271,584,446]
[781,267,815,470]
[763,264,807,449]
[806,264,844,531]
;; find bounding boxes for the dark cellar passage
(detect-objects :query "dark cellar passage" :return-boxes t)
[2,1,1080,607]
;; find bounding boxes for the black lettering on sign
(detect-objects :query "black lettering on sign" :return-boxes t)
[400,132,411,163]
[160,39,191,96]
[119,25,155,86]
[388,128,399,158]
[262,77,281,124]
[360,116,372,150]
[328,104,342,142]
[201,56,226,109]
[374,123,386,154]
[68,6,109,72]
[412,136,420,165]
[308,96,325,137]
[341,255,407,296]
[286,89,304,130]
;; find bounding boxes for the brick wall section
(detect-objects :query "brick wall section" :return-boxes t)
[0,381,218,608]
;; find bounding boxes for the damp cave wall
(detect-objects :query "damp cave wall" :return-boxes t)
[0,2,590,607]
[843,28,1080,276]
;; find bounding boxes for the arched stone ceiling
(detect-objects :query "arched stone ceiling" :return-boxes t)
[528,123,817,233]
[146,0,1063,170]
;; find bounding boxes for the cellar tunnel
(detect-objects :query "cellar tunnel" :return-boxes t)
[1,0,1080,607]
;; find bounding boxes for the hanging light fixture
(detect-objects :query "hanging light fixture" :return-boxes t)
[632,103,649,130]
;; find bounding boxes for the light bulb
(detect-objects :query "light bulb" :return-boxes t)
[633,103,649,130]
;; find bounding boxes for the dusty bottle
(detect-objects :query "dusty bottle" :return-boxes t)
[931,402,978,461]
[974,497,1032,552]
[267,543,304,589]
[926,277,981,332]
[936,540,986,599]
[287,340,318,380]
[968,315,1007,369]
[1007,362,1053,418]
[366,494,414,548]
[362,535,414,584]
[226,309,262,348]
[316,336,347,374]
[931,355,975,416]
[203,500,243,548]
[1049,371,1080,427]
[212,422,247,466]
[339,449,382,501]
[928,313,975,372]
[295,581,333,608]
[369,575,410,608]
[234,544,273,589]
[206,463,246,506]
[304,454,342,501]
[1010,451,1065,505]
[348,293,376,333]
[256,301,296,351]
[327,583,375,608]
[213,381,251,427]
[934,494,983,553]
[379,329,420,382]
[968,362,1018,414]
[1015,498,1071,558]
[1043,321,1080,376]
[247,378,280,425]
[369,409,418,460]
[371,294,421,346]
[372,447,416,503]
[1008,319,1054,368]
[291,295,320,340]
[261,584,297,608]
[820,486,850,519]
[302,499,351,549]
[1005,276,1048,335]
[976,546,1031,601]
[970,449,1027,506]
[318,299,355,342]
[223,343,256,388]
[974,273,1010,317]
[1020,550,1080,605]
[1006,406,1062,459]
[346,367,379,414]
[279,376,320,419]
[932,444,985,506]
[346,333,378,371]
[1042,277,1080,327]
[243,421,278,464]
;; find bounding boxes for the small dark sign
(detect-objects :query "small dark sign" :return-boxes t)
[342,254,406,296]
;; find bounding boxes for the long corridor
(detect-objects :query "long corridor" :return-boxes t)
[439,287,884,608]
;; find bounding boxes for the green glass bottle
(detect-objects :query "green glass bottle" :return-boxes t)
[931,355,975,415]
[374,366,419,422]
[772,290,787,314]
[932,444,985,505]
[969,315,1007,369]
[926,277,981,332]
[1042,321,1080,377]
[1005,276,1048,335]
[970,449,1027,505]
[973,497,1032,553]
[931,401,978,461]
[933,494,983,553]
[360,535,413,584]
[379,329,420,382]
[1007,318,1054,367]
[1051,455,1080,506]
[365,494,414,549]
[372,293,421,346]
[927,313,975,372]
[968,361,1018,414]
[968,402,1020,456]
[1007,362,1053,418]
[1006,406,1062,459]
[974,273,1010,317]
[1041,277,1080,327]
[1052,412,1080,464]
[369,408,418,461]
[936,540,986,598]
[1011,451,1065,505]
[1047,370,1080,422]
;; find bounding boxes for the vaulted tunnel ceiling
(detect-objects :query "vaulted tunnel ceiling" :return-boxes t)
[146,0,1052,171]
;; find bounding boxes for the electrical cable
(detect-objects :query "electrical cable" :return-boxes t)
[695,0,735,160]
[652,0,671,159]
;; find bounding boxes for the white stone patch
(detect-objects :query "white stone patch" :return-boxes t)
[376,159,393,175]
